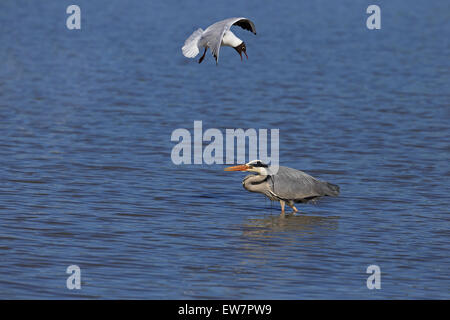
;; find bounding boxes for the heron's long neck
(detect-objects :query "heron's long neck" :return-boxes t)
[243,174,268,192]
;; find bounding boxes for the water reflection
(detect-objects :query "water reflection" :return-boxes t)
[235,213,341,270]
[241,214,340,239]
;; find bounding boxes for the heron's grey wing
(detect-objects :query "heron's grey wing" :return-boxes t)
[202,17,257,63]
[269,166,325,201]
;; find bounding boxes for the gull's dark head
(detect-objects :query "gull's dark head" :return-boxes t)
[233,42,248,61]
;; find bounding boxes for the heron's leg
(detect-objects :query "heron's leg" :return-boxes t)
[199,48,207,64]
[288,202,299,214]
[279,200,285,215]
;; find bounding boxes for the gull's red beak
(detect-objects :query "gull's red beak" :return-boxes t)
[224,164,250,171]
[234,43,247,62]
[238,50,247,61]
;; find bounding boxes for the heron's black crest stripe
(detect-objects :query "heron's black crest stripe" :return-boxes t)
[252,161,268,168]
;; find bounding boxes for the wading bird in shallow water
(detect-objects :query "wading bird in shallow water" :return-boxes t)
[224,160,340,215]
[182,17,256,64]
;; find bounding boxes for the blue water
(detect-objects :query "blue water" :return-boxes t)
[0,0,449,299]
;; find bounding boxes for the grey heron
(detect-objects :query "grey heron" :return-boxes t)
[225,160,340,214]
[182,17,256,64]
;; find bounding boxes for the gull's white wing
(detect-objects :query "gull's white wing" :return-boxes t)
[182,28,204,58]
[201,17,257,64]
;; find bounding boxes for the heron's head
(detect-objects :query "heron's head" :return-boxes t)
[233,42,248,61]
[224,160,268,175]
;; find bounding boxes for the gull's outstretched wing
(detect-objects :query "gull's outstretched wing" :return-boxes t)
[201,17,256,64]
[182,28,204,58]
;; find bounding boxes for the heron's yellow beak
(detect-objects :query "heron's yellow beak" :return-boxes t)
[224,164,250,171]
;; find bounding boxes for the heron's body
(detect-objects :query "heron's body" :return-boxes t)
[182,17,256,64]
[225,161,340,214]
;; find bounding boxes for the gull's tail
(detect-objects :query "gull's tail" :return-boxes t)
[182,28,203,58]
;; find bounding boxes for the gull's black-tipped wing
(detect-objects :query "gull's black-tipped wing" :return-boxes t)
[202,17,257,63]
